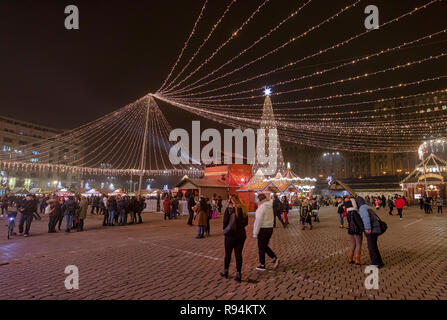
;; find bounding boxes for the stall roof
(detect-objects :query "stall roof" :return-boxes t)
[13,187,29,194]
[176,176,228,189]
[401,153,447,184]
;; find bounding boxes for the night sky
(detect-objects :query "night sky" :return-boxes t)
[1,0,446,130]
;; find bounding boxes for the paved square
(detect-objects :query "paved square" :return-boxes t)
[0,205,446,300]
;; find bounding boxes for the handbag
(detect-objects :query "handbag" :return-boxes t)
[376,215,388,235]
[368,208,387,235]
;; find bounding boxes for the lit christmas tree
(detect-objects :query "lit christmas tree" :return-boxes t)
[253,88,286,177]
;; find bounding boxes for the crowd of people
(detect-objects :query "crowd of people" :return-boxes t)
[2,189,444,285]
[418,195,444,214]
[0,194,146,236]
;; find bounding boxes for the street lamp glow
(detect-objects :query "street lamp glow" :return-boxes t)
[263,87,272,96]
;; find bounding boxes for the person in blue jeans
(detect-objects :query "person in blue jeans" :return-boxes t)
[193,198,208,239]
[107,196,117,226]
[337,198,345,228]
[356,196,385,268]
[61,196,78,233]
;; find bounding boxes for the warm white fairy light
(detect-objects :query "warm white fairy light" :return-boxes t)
[158,0,209,92]
[167,0,314,95]
[164,0,360,95]
[168,29,447,99]
[177,52,447,102]
[162,0,272,94]
[165,0,441,97]
[161,0,238,92]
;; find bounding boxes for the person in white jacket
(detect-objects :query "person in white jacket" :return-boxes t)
[253,193,279,271]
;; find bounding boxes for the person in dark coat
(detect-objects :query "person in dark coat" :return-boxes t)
[356,196,384,268]
[272,195,285,228]
[137,196,145,224]
[1,197,8,217]
[18,195,37,236]
[187,193,196,226]
[61,196,79,233]
[171,196,179,219]
[117,196,127,226]
[128,197,137,224]
[91,196,99,214]
[387,197,394,216]
[47,198,57,233]
[106,196,117,226]
[345,198,364,265]
[220,195,248,283]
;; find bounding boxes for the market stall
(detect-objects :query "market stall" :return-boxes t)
[401,153,447,200]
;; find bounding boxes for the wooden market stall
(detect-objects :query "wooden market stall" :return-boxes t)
[401,153,447,200]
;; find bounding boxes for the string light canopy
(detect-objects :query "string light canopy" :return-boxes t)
[153,0,447,153]
[3,0,447,179]
[0,95,203,178]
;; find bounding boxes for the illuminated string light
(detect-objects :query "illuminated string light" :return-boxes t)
[165,0,313,94]
[168,29,447,99]
[158,0,209,92]
[161,0,238,92]
[164,0,360,95]
[173,52,447,102]
[162,0,271,93]
[165,0,441,97]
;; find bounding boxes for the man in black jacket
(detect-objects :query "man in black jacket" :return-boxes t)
[187,194,196,226]
[62,196,79,233]
[18,195,37,237]
[273,195,285,228]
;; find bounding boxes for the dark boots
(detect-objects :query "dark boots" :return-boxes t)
[235,272,242,283]
[220,269,242,283]
[220,269,228,279]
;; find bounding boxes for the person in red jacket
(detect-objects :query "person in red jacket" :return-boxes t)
[395,195,406,221]
[163,196,171,220]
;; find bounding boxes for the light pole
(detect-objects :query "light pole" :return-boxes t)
[138,95,151,195]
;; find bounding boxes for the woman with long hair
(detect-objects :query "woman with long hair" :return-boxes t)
[345,197,364,265]
[221,195,248,283]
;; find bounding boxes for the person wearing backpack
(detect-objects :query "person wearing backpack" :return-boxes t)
[61,196,79,233]
[356,196,385,269]
[220,195,248,283]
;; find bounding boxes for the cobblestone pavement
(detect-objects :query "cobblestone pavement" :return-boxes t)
[0,205,446,300]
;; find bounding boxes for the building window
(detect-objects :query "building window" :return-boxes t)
[30,158,39,163]
[2,145,11,152]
